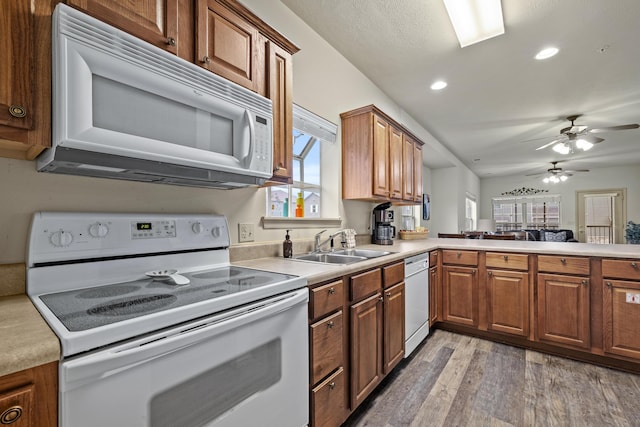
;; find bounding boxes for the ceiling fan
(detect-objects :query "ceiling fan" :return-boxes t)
[526,161,589,183]
[535,115,639,154]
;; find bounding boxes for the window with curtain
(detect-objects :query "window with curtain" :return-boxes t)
[465,194,477,231]
[267,105,337,218]
[491,195,561,231]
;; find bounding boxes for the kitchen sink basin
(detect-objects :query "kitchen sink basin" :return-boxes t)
[292,253,367,264]
[332,249,394,258]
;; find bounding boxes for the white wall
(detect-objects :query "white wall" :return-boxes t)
[0,0,472,264]
[480,164,640,231]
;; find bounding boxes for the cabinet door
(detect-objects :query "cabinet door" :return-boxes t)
[388,126,403,200]
[443,266,478,327]
[537,273,590,349]
[311,367,346,427]
[603,279,640,360]
[0,0,32,131]
[402,135,414,200]
[196,0,260,91]
[0,362,57,427]
[310,311,343,385]
[487,269,529,337]
[383,282,405,373]
[413,143,423,202]
[267,41,293,183]
[429,266,440,325]
[68,0,179,54]
[372,114,390,198]
[350,293,383,409]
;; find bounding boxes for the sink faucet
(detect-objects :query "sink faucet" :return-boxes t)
[313,230,348,253]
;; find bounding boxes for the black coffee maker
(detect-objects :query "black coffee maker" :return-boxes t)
[372,202,396,245]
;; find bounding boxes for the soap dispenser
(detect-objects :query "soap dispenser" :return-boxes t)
[283,229,293,258]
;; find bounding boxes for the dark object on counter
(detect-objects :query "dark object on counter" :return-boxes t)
[283,229,293,258]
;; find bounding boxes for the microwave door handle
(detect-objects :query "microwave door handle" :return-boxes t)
[243,109,254,167]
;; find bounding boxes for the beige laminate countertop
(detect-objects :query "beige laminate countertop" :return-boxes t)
[4,238,640,378]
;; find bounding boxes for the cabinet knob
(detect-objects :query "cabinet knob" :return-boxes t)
[329,382,336,390]
[273,166,281,172]
[0,405,23,424]
[582,279,588,286]
[328,287,335,294]
[379,296,384,302]
[327,321,334,329]
[632,262,638,269]
[560,258,567,264]
[202,56,211,64]
[472,269,477,275]
[8,105,26,118]
[386,292,391,297]
[503,255,508,261]
[606,281,612,288]
[457,251,461,257]
[488,271,493,277]
[167,37,176,46]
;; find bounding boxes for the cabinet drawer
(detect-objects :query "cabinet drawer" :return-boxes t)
[429,250,438,266]
[382,262,404,288]
[350,268,382,301]
[0,384,32,427]
[442,250,478,266]
[311,367,346,427]
[538,255,589,275]
[602,259,640,280]
[310,311,344,385]
[310,280,344,320]
[485,252,528,271]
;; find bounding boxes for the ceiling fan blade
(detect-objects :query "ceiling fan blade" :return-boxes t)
[579,135,605,144]
[588,124,640,133]
[525,172,545,177]
[536,138,563,150]
[564,169,590,173]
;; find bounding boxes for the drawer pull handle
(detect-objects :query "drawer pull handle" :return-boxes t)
[472,269,476,275]
[386,292,391,297]
[560,258,567,264]
[488,271,493,277]
[503,255,508,261]
[202,56,211,64]
[457,251,461,257]
[167,37,176,46]
[379,296,384,302]
[582,279,588,286]
[632,262,638,269]
[8,105,26,118]
[327,321,334,329]
[0,406,23,424]
[329,382,336,390]
[606,281,612,288]
[328,287,335,295]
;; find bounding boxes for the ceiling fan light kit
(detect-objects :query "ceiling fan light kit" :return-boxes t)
[535,47,559,60]
[552,142,571,154]
[442,0,505,48]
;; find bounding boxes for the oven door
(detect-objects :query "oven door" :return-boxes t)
[60,288,308,427]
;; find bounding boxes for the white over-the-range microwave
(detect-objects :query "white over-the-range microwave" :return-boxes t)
[38,4,274,189]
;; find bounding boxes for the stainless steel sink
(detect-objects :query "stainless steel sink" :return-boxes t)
[292,253,367,264]
[332,249,394,259]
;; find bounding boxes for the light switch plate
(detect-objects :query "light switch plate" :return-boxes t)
[239,223,255,242]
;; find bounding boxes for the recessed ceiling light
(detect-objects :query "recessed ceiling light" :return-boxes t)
[431,80,448,90]
[535,47,559,60]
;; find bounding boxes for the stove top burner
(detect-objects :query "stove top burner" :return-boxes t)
[77,284,141,299]
[39,266,297,332]
[87,294,177,317]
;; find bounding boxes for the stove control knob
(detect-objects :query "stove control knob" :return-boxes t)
[192,222,204,234]
[211,226,221,238]
[89,222,109,238]
[50,230,73,247]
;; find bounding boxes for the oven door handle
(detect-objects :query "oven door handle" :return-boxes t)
[61,288,308,392]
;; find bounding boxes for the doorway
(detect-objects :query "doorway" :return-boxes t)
[576,189,626,244]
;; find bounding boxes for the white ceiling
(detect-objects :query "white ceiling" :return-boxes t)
[280,0,640,178]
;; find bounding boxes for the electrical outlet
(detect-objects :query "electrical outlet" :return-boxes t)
[238,223,255,242]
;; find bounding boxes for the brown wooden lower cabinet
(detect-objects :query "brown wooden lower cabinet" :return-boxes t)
[311,367,346,427]
[350,292,383,409]
[442,265,478,327]
[429,266,439,325]
[383,282,405,374]
[0,362,57,427]
[310,311,343,385]
[603,279,640,359]
[537,273,590,349]
[486,269,529,337]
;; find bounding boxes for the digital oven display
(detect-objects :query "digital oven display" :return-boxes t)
[136,223,152,231]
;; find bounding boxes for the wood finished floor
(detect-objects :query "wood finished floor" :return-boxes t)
[344,330,640,427]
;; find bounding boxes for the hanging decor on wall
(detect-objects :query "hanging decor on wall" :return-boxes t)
[501,187,549,196]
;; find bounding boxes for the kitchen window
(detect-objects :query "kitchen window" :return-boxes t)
[465,193,477,231]
[492,195,561,230]
[267,105,337,219]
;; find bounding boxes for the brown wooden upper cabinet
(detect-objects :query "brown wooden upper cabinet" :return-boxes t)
[341,105,425,203]
[0,0,51,160]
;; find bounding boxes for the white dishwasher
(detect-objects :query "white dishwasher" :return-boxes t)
[404,252,430,357]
